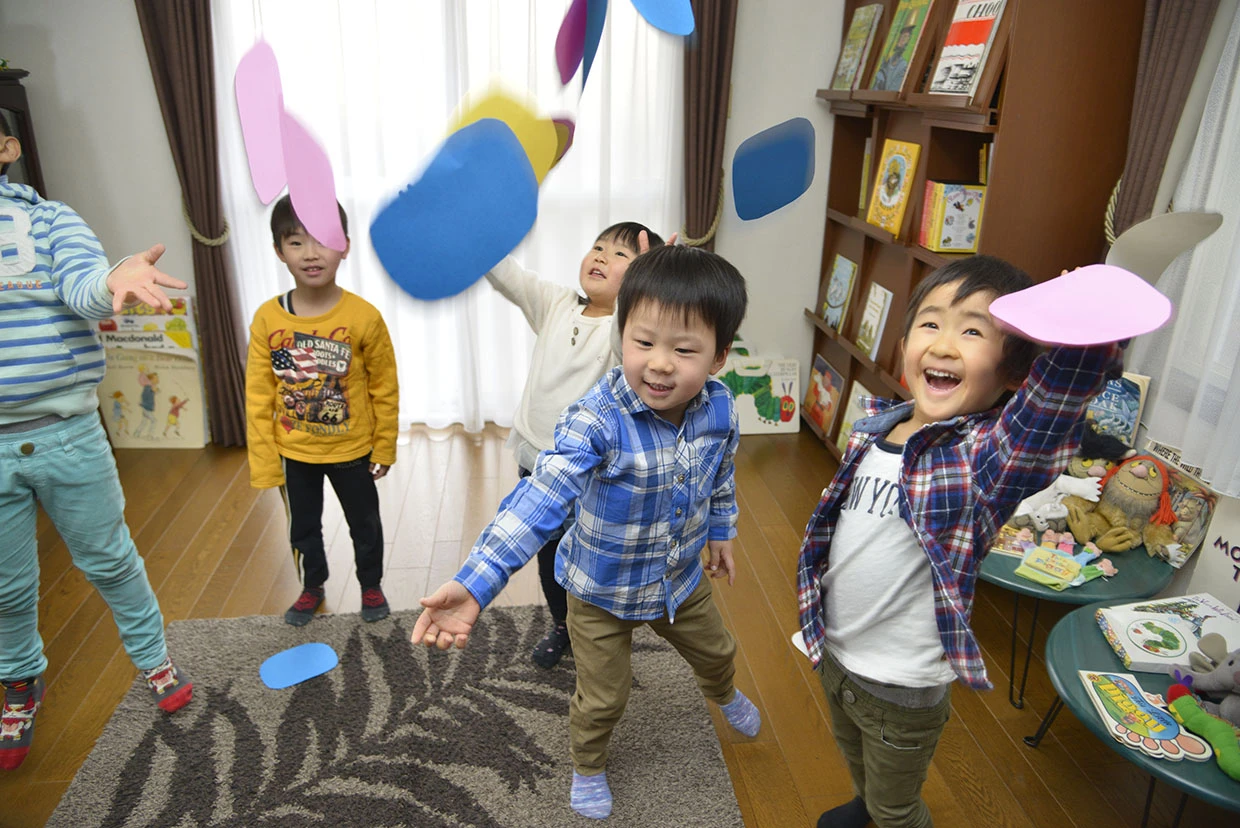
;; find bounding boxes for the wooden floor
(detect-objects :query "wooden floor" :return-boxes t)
[1,425,1233,826]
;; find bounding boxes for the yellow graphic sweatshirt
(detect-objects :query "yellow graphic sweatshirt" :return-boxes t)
[245,290,398,488]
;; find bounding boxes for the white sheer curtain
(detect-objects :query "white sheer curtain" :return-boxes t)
[1128,3,1240,497]
[210,0,684,430]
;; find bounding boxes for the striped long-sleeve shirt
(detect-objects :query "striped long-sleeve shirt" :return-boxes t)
[0,176,116,424]
[796,344,1123,689]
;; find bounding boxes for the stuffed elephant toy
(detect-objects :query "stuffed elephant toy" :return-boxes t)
[1173,633,1240,727]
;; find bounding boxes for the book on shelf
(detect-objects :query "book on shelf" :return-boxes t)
[804,354,845,435]
[868,0,936,93]
[978,143,989,184]
[858,136,874,211]
[928,0,1008,98]
[865,139,921,237]
[830,4,884,91]
[854,282,893,361]
[822,254,858,333]
[1077,670,1213,761]
[1085,371,1150,447]
[1095,593,1240,674]
[918,180,986,253]
[836,379,877,453]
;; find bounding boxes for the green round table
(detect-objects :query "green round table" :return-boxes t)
[979,545,1175,708]
[1034,600,1240,826]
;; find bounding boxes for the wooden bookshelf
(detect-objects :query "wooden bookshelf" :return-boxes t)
[806,0,1143,452]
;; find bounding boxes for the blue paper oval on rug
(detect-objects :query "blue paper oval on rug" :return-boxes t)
[48,606,744,828]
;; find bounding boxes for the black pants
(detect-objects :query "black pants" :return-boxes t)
[521,467,568,623]
[282,455,383,590]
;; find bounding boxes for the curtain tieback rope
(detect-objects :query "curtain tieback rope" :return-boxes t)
[182,199,231,247]
[680,175,726,247]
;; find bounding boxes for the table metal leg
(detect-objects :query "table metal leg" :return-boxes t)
[1007,594,1041,709]
[1023,694,1064,748]
[1141,776,1157,828]
[1170,791,1187,828]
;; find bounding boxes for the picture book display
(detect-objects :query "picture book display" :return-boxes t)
[1085,372,1150,447]
[830,4,884,91]
[1077,671,1212,761]
[822,254,858,333]
[1162,467,1218,569]
[836,380,876,453]
[918,181,986,252]
[803,354,845,435]
[866,139,921,237]
[868,0,935,93]
[1095,593,1240,673]
[858,136,874,210]
[854,282,893,361]
[718,357,800,435]
[928,0,1007,97]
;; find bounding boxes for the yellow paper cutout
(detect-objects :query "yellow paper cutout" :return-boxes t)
[448,89,558,184]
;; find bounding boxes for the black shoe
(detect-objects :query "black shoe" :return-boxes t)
[361,586,390,622]
[817,796,871,828]
[532,622,571,669]
[285,587,325,626]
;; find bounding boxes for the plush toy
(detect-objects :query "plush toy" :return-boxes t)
[1171,640,1240,728]
[1011,423,1133,533]
[1166,684,1240,781]
[1063,455,1178,554]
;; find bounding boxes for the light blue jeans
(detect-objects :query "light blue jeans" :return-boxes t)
[0,413,167,680]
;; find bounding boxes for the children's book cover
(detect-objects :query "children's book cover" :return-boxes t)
[803,354,845,434]
[928,0,1007,97]
[1086,372,1150,447]
[866,139,921,237]
[822,254,858,333]
[1162,467,1219,569]
[836,380,877,453]
[830,4,884,90]
[868,0,935,93]
[920,182,986,252]
[1095,593,1240,673]
[988,523,1029,557]
[1077,671,1212,761]
[854,282,893,362]
[718,357,800,435]
[97,347,207,449]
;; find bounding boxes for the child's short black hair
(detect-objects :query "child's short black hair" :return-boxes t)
[904,254,1038,384]
[617,245,747,356]
[597,221,663,251]
[0,111,11,176]
[270,194,349,246]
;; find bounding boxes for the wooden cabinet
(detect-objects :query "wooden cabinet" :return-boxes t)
[805,0,1144,458]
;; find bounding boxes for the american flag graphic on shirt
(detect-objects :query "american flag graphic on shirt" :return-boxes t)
[271,346,319,382]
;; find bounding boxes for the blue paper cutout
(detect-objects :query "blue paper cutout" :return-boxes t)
[583,0,609,89]
[630,0,695,36]
[732,118,816,221]
[260,642,339,689]
[370,119,539,301]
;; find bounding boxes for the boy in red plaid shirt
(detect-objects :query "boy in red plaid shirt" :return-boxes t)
[797,256,1122,828]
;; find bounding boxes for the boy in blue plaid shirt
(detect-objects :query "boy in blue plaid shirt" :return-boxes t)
[798,256,1123,828]
[413,245,761,820]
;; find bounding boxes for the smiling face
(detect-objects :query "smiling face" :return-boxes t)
[899,280,1017,432]
[275,227,350,289]
[579,232,639,315]
[621,300,728,427]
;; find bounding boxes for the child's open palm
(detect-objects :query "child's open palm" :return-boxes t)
[411,581,481,650]
[106,243,187,313]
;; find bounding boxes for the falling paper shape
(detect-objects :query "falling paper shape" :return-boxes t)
[556,0,589,84]
[281,112,347,252]
[631,0,695,36]
[370,118,538,301]
[448,90,559,184]
[260,642,339,689]
[732,117,816,220]
[583,0,608,89]
[989,264,1172,346]
[234,40,286,203]
[551,117,576,168]
[1106,211,1223,284]
[791,630,810,658]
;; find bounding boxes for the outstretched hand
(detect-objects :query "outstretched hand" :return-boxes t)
[411,580,482,650]
[106,244,187,313]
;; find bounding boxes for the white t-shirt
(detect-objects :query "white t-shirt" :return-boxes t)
[822,439,957,687]
[486,257,619,471]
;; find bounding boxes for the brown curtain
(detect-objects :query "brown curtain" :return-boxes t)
[683,0,738,251]
[134,0,247,446]
[1112,0,1221,237]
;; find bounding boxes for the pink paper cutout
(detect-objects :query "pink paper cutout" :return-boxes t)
[234,41,287,204]
[556,0,588,85]
[988,265,1172,346]
[280,112,347,252]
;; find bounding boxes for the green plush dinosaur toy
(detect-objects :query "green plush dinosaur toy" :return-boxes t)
[1166,683,1240,782]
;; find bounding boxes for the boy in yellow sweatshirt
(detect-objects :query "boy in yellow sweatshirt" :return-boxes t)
[245,196,399,625]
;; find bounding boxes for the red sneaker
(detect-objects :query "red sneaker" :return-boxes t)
[284,587,325,626]
[142,658,193,713]
[361,586,390,622]
[0,676,45,770]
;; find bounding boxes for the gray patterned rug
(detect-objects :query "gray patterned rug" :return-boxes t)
[49,607,744,827]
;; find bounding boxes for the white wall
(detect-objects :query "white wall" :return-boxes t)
[0,0,194,292]
[714,0,842,378]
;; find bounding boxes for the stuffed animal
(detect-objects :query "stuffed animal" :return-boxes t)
[1171,639,1240,728]
[1166,684,1240,781]
[1011,423,1133,533]
[1063,455,1178,554]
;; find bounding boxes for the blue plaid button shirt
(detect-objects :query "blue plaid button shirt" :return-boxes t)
[457,366,739,621]
[796,345,1123,689]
